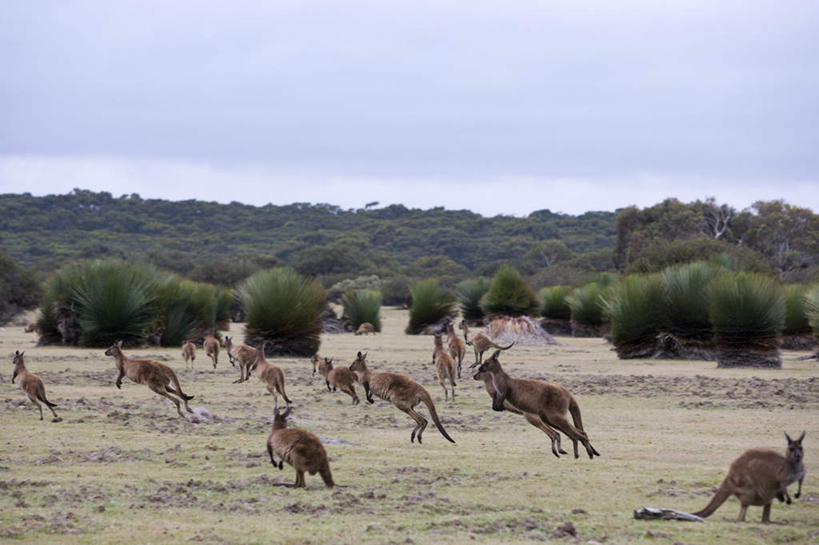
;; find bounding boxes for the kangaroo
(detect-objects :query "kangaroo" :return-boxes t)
[11,351,60,422]
[433,334,457,401]
[349,352,455,444]
[355,322,376,335]
[446,321,466,378]
[224,335,257,383]
[181,340,196,368]
[104,341,194,418]
[475,350,599,459]
[266,406,334,488]
[24,323,39,334]
[693,432,806,523]
[473,367,567,457]
[203,331,220,369]
[250,342,292,410]
[459,320,515,367]
[311,355,359,404]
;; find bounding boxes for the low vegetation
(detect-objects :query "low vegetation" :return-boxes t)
[602,275,665,359]
[341,289,382,332]
[454,277,490,322]
[479,266,539,318]
[406,280,456,334]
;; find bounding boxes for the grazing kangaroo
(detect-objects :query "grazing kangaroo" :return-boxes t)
[475,350,599,459]
[266,406,334,488]
[224,335,257,383]
[473,367,567,457]
[355,322,376,335]
[446,321,466,378]
[250,342,292,410]
[11,351,60,422]
[459,320,515,367]
[181,340,196,368]
[693,432,806,523]
[311,355,359,404]
[104,341,194,418]
[433,334,457,401]
[203,331,220,369]
[349,352,455,444]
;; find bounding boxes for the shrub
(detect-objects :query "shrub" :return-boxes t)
[602,275,665,358]
[328,275,382,302]
[0,250,41,323]
[155,277,232,346]
[661,262,717,341]
[479,266,539,317]
[566,283,607,326]
[381,277,412,307]
[539,286,572,320]
[341,289,382,331]
[455,277,491,321]
[236,267,326,356]
[783,284,812,336]
[806,285,819,338]
[406,280,456,334]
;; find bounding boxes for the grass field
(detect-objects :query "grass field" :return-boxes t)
[1,307,817,544]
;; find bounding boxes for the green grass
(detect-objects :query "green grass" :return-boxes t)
[539,285,572,320]
[479,266,539,317]
[455,277,491,321]
[661,261,717,341]
[566,282,608,326]
[602,274,666,358]
[783,284,812,336]
[406,280,456,334]
[708,272,785,347]
[341,289,382,331]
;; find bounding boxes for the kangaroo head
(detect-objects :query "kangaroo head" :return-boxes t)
[104,340,124,357]
[458,320,467,331]
[474,350,503,372]
[273,405,292,429]
[349,351,368,373]
[472,368,487,381]
[324,357,333,369]
[785,431,805,463]
[433,333,444,347]
[12,350,24,366]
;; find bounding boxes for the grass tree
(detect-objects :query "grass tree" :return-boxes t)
[341,289,382,332]
[156,277,232,346]
[602,275,666,358]
[539,285,573,335]
[479,266,538,318]
[659,262,718,358]
[455,277,491,323]
[781,284,815,349]
[566,282,609,337]
[406,280,457,334]
[708,272,785,368]
[806,285,819,349]
[237,267,326,356]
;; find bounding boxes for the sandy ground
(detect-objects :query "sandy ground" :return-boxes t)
[1,307,817,545]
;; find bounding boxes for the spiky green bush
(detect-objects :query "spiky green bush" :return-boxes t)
[155,277,232,346]
[602,275,665,358]
[783,284,812,336]
[661,262,717,341]
[539,286,572,320]
[406,280,457,334]
[455,277,491,321]
[341,289,382,331]
[480,266,538,317]
[806,285,819,338]
[236,267,326,355]
[566,282,607,326]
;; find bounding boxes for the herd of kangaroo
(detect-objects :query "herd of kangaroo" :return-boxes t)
[9,318,808,525]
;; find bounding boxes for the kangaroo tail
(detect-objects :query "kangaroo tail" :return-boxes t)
[693,480,731,518]
[266,443,276,466]
[568,397,585,431]
[170,372,194,400]
[320,464,335,487]
[278,382,293,404]
[39,395,57,408]
[493,341,515,350]
[421,391,455,443]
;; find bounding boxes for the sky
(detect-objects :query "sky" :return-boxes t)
[1,0,817,215]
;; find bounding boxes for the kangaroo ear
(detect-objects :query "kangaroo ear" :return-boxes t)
[798,430,806,441]
[492,349,502,359]
[785,432,793,443]
[15,350,19,356]
[282,406,292,418]
[362,352,367,359]
[327,358,333,364]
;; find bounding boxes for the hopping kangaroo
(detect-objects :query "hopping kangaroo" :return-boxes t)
[11,351,60,422]
[355,322,376,335]
[105,341,194,418]
[693,432,806,523]
[181,340,196,368]
[311,355,359,404]
[266,406,334,488]
[224,336,257,383]
[432,334,457,401]
[251,342,292,410]
[446,321,466,378]
[473,367,567,457]
[475,350,599,459]
[203,331,220,369]
[349,352,455,444]
[459,320,514,367]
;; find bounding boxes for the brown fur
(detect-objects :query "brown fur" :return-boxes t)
[203,331,220,369]
[459,320,515,367]
[433,334,457,401]
[266,406,334,488]
[349,352,455,444]
[476,350,599,459]
[105,341,194,418]
[355,322,376,335]
[224,335,257,383]
[11,351,60,422]
[181,340,196,368]
[473,367,567,457]
[24,323,39,334]
[250,343,292,410]
[694,432,806,523]
[311,355,359,404]
[446,322,466,378]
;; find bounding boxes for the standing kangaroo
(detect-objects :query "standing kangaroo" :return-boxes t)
[446,322,466,378]
[693,432,806,523]
[266,406,334,488]
[459,320,514,367]
[250,342,292,411]
[203,331,220,369]
[11,351,60,422]
[105,341,194,418]
[475,350,599,459]
[349,352,455,444]
[224,336,256,383]
[311,355,359,404]
[432,334,457,401]
[181,340,196,368]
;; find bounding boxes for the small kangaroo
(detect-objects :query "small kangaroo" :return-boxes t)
[446,321,466,378]
[459,320,515,367]
[473,367,567,457]
[224,335,257,383]
[311,355,359,404]
[203,331,220,369]
[433,334,457,401]
[476,350,599,459]
[349,352,455,444]
[181,340,196,368]
[693,432,806,523]
[266,406,334,488]
[355,322,376,335]
[105,341,194,418]
[11,351,60,422]
[250,342,292,410]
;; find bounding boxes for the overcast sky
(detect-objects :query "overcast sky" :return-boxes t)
[1,1,817,215]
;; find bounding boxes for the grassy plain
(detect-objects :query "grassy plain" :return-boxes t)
[1,307,817,544]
